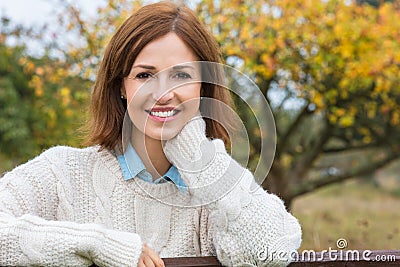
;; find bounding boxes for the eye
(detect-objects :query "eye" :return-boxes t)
[135,72,154,80]
[173,72,192,80]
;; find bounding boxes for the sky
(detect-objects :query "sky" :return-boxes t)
[0,0,108,56]
[0,0,104,26]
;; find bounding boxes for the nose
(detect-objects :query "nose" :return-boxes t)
[152,75,174,104]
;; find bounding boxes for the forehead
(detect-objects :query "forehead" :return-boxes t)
[133,32,199,69]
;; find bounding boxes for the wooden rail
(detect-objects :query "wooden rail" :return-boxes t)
[160,250,400,266]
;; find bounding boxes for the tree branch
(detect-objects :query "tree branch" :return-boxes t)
[276,103,310,157]
[288,149,400,200]
[287,122,333,181]
[322,144,384,153]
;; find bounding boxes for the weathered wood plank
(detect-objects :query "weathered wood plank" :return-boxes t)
[160,250,400,267]
[162,256,222,267]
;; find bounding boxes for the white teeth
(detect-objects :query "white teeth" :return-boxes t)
[150,110,176,117]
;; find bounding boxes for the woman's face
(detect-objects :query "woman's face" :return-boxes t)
[123,32,201,141]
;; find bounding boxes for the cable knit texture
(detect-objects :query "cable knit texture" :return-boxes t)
[164,117,302,266]
[0,118,301,267]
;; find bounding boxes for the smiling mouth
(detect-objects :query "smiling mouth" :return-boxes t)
[145,108,180,118]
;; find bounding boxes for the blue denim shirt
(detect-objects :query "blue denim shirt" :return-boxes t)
[116,143,187,192]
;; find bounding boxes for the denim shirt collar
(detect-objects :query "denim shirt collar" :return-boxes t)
[116,142,187,192]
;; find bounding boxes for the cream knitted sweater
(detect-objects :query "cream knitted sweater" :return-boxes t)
[0,118,301,267]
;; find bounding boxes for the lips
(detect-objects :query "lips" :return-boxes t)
[145,107,180,118]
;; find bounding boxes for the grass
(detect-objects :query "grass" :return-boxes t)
[291,179,400,251]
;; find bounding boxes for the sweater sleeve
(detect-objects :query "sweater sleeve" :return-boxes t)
[207,164,302,267]
[164,118,302,266]
[0,148,142,267]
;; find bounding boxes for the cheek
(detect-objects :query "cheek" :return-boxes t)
[125,86,138,103]
[177,83,201,109]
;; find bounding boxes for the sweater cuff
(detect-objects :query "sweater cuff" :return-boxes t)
[16,214,142,267]
[93,228,142,267]
[164,116,207,166]
[260,216,302,266]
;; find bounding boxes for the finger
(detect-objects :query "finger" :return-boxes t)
[154,257,165,267]
[143,256,156,267]
[145,246,164,267]
[137,259,146,267]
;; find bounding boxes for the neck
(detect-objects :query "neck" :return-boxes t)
[131,129,171,180]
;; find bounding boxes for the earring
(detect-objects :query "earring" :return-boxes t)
[121,95,126,99]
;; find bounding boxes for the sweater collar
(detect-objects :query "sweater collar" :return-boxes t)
[95,146,192,205]
[116,143,187,192]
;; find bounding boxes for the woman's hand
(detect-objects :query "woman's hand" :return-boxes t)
[138,243,165,267]
[163,114,245,206]
[163,115,208,168]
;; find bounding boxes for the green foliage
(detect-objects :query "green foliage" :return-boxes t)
[0,18,90,168]
[0,43,37,161]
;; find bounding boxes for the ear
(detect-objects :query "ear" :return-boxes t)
[120,87,126,99]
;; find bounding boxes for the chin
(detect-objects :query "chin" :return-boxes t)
[145,127,181,141]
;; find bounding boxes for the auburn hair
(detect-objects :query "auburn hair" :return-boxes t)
[86,1,236,151]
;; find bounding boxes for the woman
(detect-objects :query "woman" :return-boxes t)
[0,2,301,267]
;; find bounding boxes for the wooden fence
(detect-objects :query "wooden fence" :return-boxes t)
[161,250,400,266]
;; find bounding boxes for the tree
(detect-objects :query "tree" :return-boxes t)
[196,0,400,206]
[9,0,400,207]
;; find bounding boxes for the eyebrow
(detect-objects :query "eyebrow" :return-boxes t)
[132,64,156,70]
[132,64,196,70]
[172,65,196,70]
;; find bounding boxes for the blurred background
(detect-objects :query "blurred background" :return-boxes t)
[1,0,399,251]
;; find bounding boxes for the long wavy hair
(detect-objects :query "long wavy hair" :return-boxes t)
[85,2,236,151]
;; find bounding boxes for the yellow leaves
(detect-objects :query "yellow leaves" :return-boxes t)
[362,135,372,144]
[24,61,35,73]
[225,46,239,56]
[255,55,275,79]
[64,108,73,118]
[29,75,44,97]
[338,115,354,128]
[46,108,57,129]
[359,127,372,144]
[340,90,348,100]
[60,87,70,97]
[390,110,400,126]
[18,57,27,66]
[338,43,353,59]
[329,106,357,128]
[328,113,337,124]
[35,67,44,76]
[60,87,71,106]
[311,91,324,109]
[375,77,391,93]
[280,153,293,169]
[57,68,67,77]
[334,108,346,117]
[34,88,43,98]
[325,89,338,104]
[333,23,345,38]
[365,102,377,119]
[358,127,370,136]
